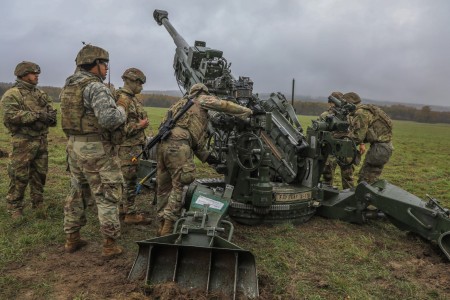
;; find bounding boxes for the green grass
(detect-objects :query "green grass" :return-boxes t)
[1,105,450,299]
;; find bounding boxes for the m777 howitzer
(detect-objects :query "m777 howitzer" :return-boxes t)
[129,9,450,299]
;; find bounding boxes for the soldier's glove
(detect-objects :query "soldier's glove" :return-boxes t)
[205,153,221,165]
[211,114,233,127]
[48,109,57,125]
[251,104,266,116]
[37,111,50,123]
[116,97,130,111]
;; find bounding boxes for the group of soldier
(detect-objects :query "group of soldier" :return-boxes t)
[1,43,393,258]
[1,43,252,258]
[320,91,394,189]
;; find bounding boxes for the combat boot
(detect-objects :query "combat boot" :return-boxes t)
[11,210,23,219]
[65,232,88,253]
[124,213,152,225]
[32,201,43,209]
[160,219,175,236]
[156,219,164,237]
[102,237,123,258]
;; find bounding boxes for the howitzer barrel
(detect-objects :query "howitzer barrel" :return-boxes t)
[153,9,189,50]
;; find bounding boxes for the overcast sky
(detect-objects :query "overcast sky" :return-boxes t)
[1,0,449,107]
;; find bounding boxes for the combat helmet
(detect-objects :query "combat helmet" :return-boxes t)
[75,44,109,66]
[189,83,209,98]
[343,92,361,105]
[122,68,146,84]
[14,61,41,77]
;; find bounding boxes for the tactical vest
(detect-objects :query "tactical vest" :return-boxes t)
[165,97,209,149]
[60,77,102,136]
[358,104,393,143]
[3,86,50,137]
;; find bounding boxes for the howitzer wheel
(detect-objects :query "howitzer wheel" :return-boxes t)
[228,201,316,225]
[235,132,265,171]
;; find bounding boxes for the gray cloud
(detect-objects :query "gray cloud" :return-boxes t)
[1,0,449,106]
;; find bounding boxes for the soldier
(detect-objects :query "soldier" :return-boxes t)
[1,61,57,218]
[157,83,252,236]
[345,92,394,184]
[60,44,128,258]
[116,68,151,225]
[320,92,356,189]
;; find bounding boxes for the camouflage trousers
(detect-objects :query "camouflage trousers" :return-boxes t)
[156,139,196,222]
[358,142,393,184]
[6,135,48,212]
[65,148,95,206]
[63,136,124,239]
[321,155,356,189]
[118,144,142,214]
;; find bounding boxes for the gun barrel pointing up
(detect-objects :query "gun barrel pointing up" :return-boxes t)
[153,9,189,50]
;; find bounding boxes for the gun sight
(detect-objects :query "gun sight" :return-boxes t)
[328,95,344,107]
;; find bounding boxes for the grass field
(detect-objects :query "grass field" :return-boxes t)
[1,105,450,299]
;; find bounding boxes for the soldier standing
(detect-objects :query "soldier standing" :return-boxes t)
[157,83,253,236]
[1,61,57,218]
[345,92,394,184]
[60,44,128,257]
[116,68,152,225]
[320,91,359,189]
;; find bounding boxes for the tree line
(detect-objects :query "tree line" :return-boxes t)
[1,82,449,124]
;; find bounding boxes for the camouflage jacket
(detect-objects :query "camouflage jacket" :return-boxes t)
[60,71,126,137]
[349,104,393,144]
[116,87,148,146]
[1,79,55,137]
[163,94,252,161]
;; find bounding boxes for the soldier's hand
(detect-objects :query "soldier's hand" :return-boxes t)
[37,111,49,122]
[48,109,57,123]
[251,104,266,116]
[139,118,149,129]
[205,153,221,165]
[359,143,366,155]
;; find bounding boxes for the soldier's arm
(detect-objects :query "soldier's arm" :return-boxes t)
[349,112,370,144]
[85,82,126,131]
[1,91,39,125]
[40,92,58,127]
[192,134,210,162]
[120,96,147,137]
[198,96,252,119]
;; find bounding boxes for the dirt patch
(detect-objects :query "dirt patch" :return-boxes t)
[4,242,140,300]
[3,242,270,299]
[2,192,450,299]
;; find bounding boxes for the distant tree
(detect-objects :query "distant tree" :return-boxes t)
[1,82,450,124]
[417,105,432,122]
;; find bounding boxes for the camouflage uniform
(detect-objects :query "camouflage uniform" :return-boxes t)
[348,97,393,184]
[319,92,356,189]
[61,52,126,240]
[157,84,252,228]
[116,86,148,214]
[1,62,56,215]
